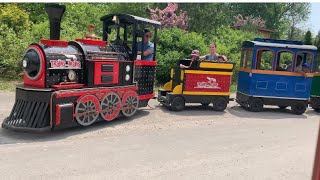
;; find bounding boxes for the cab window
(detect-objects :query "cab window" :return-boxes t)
[255,49,274,70]
[275,51,294,72]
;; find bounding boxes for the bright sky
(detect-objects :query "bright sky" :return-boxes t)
[309,3,320,36]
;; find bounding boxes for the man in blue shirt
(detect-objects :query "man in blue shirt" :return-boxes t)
[137,29,154,61]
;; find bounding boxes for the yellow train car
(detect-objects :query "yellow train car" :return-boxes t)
[158,59,235,111]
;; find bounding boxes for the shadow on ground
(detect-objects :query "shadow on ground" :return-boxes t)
[0,110,150,145]
[227,105,309,120]
[156,104,227,117]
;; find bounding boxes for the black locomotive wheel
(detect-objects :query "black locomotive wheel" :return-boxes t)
[278,106,288,109]
[291,102,307,115]
[212,97,228,111]
[201,103,210,106]
[75,95,100,126]
[100,92,121,121]
[121,91,139,117]
[248,98,264,112]
[170,96,185,111]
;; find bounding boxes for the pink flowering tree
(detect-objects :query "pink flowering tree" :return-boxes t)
[148,3,189,30]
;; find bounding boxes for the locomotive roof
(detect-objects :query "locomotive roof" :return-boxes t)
[242,40,317,50]
[100,14,161,27]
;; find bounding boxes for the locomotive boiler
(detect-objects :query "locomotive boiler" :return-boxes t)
[2,4,160,132]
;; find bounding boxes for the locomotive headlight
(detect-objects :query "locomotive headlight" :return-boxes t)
[125,74,130,81]
[22,59,27,68]
[68,70,76,81]
[125,65,131,72]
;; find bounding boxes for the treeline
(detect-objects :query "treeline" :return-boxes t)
[0,3,317,83]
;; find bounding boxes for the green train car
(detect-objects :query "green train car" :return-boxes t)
[310,51,320,112]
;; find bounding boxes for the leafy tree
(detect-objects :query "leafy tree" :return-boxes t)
[18,3,47,24]
[178,3,234,35]
[305,30,312,45]
[0,4,32,79]
[287,3,310,40]
[0,4,31,35]
[314,30,320,48]
[231,3,310,39]
[0,24,32,79]
[107,3,153,18]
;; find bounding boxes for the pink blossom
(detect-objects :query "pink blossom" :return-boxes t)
[148,3,189,30]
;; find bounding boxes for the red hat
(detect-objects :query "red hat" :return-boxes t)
[191,50,200,57]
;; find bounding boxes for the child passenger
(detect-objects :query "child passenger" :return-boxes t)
[180,50,200,69]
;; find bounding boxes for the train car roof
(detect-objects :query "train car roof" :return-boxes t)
[242,38,317,50]
[100,14,161,27]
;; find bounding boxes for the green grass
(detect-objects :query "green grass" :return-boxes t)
[0,80,21,92]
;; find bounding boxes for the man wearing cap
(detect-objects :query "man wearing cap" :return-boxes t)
[137,29,154,61]
[180,50,200,69]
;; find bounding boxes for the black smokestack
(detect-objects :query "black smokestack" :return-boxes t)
[45,3,66,40]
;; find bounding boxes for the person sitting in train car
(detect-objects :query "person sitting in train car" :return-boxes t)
[201,43,228,62]
[180,50,200,69]
[302,63,311,73]
[137,29,154,61]
[286,55,303,72]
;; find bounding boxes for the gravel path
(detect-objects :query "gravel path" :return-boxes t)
[0,92,319,180]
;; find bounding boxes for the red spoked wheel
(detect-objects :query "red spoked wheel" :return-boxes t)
[74,94,100,126]
[121,91,139,117]
[100,92,121,121]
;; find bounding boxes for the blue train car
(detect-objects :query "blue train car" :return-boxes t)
[236,38,318,115]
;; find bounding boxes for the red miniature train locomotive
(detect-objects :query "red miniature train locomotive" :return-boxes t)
[2,4,160,132]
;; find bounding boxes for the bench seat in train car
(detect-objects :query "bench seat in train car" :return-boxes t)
[158,59,234,111]
[236,38,318,115]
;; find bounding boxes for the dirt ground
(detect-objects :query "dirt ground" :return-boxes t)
[0,92,319,180]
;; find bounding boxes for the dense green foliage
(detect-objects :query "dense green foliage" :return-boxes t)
[207,27,259,82]
[0,3,315,84]
[156,28,208,83]
[305,30,312,45]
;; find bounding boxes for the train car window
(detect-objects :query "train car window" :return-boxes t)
[275,51,294,72]
[240,49,245,68]
[255,49,273,70]
[297,52,314,73]
[245,49,253,69]
[316,53,320,72]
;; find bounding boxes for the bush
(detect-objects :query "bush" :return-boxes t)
[0,24,32,79]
